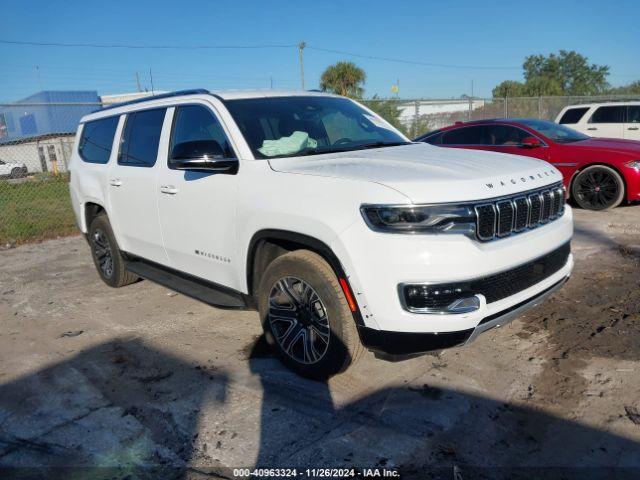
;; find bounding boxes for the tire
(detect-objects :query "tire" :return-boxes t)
[88,214,138,288]
[257,250,364,380]
[571,165,625,210]
[10,168,21,179]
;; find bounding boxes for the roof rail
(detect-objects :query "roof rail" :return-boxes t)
[100,89,210,111]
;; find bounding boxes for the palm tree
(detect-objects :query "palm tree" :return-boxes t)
[320,61,366,98]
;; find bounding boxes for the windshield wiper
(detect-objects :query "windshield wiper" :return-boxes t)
[351,141,412,151]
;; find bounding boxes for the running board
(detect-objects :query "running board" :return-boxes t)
[125,259,251,310]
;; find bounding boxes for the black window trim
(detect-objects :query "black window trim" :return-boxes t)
[78,116,120,164]
[440,123,548,148]
[117,107,168,168]
[167,103,239,171]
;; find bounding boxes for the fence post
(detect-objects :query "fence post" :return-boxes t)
[468,97,472,121]
[538,97,542,119]
[414,100,419,136]
[504,97,508,117]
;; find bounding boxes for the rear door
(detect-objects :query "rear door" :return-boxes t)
[107,107,169,264]
[585,105,625,138]
[156,102,239,288]
[624,105,640,141]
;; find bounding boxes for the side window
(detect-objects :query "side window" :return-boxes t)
[78,116,119,164]
[559,107,589,124]
[118,108,166,167]
[589,106,626,124]
[485,125,529,146]
[421,131,443,145]
[627,106,640,124]
[441,126,487,145]
[169,105,235,164]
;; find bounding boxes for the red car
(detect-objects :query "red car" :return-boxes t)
[416,119,640,210]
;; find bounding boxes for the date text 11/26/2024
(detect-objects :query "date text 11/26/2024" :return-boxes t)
[232,468,401,478]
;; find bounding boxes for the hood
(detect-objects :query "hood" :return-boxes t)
[268,143,562,203]
[570,137,640,157]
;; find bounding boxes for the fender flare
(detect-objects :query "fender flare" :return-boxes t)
[246,229,364,326]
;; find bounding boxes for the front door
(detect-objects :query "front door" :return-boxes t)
[107,108,169,265]
[157,103,239,289]
[586,105,625,139]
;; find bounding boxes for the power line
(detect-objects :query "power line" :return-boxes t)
[2,38,638,78]
[0,39,297,50]
[306,46,521,70]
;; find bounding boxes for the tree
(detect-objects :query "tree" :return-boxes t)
[362,96,404,132]
[492,50,610,97]
[607,80,640,95]
[492,80,527,98]
[320,61,366,98]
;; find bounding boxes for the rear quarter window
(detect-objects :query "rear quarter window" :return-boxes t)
[558,107,589,124]
[78,116,119,164]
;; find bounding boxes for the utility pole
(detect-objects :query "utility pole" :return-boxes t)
[35,65,43,91]
[298,42,306,91]
[270,75,273,90]
[135,72,142,92]
[149,68,155,94]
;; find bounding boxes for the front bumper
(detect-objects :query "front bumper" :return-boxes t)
[359,275,569,357]
[332,206,573,334]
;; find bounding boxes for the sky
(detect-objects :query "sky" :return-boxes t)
[1,0,639,102]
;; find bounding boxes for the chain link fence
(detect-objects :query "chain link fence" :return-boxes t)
[366,94,640,138]
[2,94,639,246]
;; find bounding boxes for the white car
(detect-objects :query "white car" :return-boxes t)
[0,159,28,178]
[69,89,573,378]
[556,101,640,141]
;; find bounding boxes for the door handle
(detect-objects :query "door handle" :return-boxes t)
[587,127,597,131]
[628,127,639,131]
[160,185,179,195]
[109,178,122,187]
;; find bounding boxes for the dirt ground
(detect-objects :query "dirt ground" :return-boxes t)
[1,206,639,479]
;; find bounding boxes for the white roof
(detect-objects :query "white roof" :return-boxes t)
[80,89,342,122]
[214,89,337,100]
[562,101,640,109]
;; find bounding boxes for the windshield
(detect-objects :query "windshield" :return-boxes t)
[518,119,590,143]
[225,96,409,159]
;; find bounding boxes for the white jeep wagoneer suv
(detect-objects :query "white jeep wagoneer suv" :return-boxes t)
[69,89,573,378]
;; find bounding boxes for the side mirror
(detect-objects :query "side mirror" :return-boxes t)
[170,140,238,173]
[521,136,542,148]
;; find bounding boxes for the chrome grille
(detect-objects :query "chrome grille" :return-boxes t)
[513,197,529,231]
[541,190,553,222]
[528,193,542,227]
[496,201,514,236]
[475,183,565,242]
[475,204,497,241]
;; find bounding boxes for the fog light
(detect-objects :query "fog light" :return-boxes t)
[401,283,479,313]
[446,297,480,313]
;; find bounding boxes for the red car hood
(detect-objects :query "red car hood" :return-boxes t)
[570,137,640,156]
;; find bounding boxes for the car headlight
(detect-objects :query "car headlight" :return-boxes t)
[625,160,640,171]
[360,204,476,235]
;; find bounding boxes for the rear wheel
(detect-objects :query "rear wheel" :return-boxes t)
[571,165,625,210]
[10,167,22,179]
[88,214,138,287]
[258,250,364,380]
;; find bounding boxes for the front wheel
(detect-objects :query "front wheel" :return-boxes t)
[571,165,625,210]
[258,250,364,380]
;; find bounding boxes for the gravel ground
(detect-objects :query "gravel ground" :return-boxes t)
[0,206,639,479]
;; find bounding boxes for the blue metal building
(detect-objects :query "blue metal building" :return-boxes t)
[0,91,100,143]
